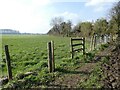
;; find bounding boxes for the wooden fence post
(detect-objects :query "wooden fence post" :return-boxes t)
[83,38,85,55]
[70,38,74,59]
[51,41,55,72]
[47,42,52,73]
[4,45,12,80]
[90,36,94,51]
[93,35,95,50]
[94,35,97,49]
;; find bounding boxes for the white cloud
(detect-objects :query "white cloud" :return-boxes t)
[0,0,53,33]
[85,0,117,6]
[50,0,87,2]
[94,6,104,12]
[54,12,80,24]
[60,12,79,20]
[31,0,51,6]
[85,0,104,6]
[49,0,118,3]
[85,0,118,12]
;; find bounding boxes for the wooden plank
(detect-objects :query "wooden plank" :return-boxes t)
[71,38,83,41]
[47,42,52,73]
[72,43,83,47]
[51,41,55,72]
[4,45,12,80]
[73,48,83,52]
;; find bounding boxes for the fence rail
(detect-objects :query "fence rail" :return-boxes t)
[72,43,83,47]
[71,38,84,41]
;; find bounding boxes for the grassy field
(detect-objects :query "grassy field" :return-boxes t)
[1,35,104,88]
[1,35,71,76]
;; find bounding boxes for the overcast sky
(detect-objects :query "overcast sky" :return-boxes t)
[0,0,119,34]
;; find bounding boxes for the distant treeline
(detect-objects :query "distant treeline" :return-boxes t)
[0,29,42,35]
[0,29,20,34]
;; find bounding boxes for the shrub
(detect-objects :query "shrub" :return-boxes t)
[86,52,95,60]
[99,43,109,51]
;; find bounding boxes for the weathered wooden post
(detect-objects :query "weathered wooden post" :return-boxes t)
[4,45,12,80]
[94,35,97,49]
[83,38,85,55]
[90,36,94,51]
[93,35,95,50]
[51,41,55,72]
[47,42,52,73]
[70,38,74,59]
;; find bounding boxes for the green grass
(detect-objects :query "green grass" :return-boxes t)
[79,63,104,88]
[1,35,105,89]
[1,35,71,76]
[1,35,73,88]
[1,35,92,77]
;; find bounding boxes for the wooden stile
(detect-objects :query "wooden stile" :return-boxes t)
[70,38,85,59]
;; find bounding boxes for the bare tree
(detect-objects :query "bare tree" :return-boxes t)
[65,20,72,37]
[50,17,64,35]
